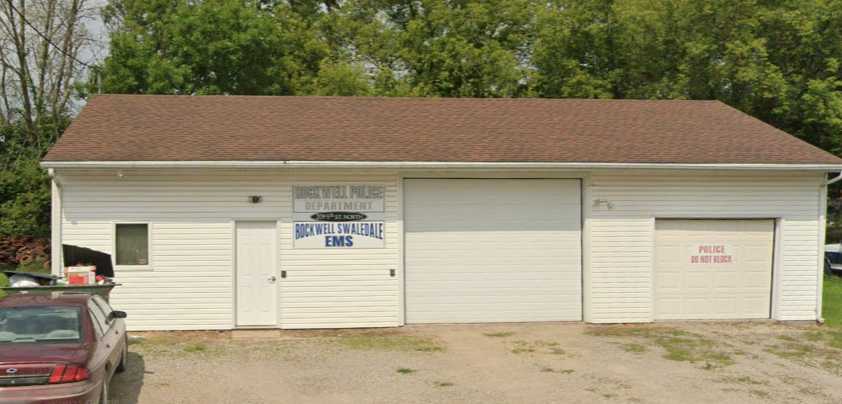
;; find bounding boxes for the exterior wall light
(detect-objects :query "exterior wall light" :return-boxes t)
[593,199,614,209]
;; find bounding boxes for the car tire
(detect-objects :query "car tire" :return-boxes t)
[116,337,128,373]
[99,379,109,404]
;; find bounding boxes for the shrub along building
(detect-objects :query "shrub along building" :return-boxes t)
[41,95,842,330]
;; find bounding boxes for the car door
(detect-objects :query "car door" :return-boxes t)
[91,296,125,366]
[87,300,119,373]
[86,301,110,379]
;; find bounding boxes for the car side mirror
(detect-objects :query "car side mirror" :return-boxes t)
[109,311,127,321]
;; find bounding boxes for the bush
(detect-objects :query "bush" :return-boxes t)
[828,227,842,244]
[0,273,8,298]
[16,257,50,274]
[0,158,51,238]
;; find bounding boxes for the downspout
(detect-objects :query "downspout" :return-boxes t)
[48,169,63,276]
[817,172,842,323]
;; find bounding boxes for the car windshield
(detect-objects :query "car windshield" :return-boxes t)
[0,306,82,343]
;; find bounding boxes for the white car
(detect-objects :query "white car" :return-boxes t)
[825,244,842,275]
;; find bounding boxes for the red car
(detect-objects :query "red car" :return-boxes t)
[0,293,128,404]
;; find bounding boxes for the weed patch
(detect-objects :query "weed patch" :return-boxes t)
[718,375,767,386]
[183,342,207,353]
[806,329,842,350]
[338,334,444,352]
[128,332,231,357]
[749,389,770,399]
[586,325,689,339]
[483,331,515,338]
[656,335,734,367]
[766,340,816,360]
[766,330,842,375]
[397,368,416,374]
[622,343,647,353]
[511,340,536,354]
[509,340,564,355]
[588,325,734,368]
[539,367,575,374]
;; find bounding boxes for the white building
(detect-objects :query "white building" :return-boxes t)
[42,95,842,330]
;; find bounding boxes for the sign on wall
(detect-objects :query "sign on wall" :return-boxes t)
[688,244,735,265]
[293,184,385,249]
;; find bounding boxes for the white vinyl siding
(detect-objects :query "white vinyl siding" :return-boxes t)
[587,171,823,323]
[404,179,582,323]
[58,169,401,330]
[54,167,825,329]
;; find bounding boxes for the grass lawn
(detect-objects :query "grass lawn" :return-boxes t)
[824,275,842,326]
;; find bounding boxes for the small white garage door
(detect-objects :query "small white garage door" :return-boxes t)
[654,219,774,320]
[404,179,581,323]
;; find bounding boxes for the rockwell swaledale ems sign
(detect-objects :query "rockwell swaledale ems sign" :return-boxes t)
[293,184,386,248]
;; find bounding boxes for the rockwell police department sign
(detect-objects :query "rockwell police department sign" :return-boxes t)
[293,184,385,248]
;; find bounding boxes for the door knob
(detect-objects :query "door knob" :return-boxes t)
[268,275,277,283]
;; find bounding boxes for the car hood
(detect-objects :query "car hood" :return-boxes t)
[0,342,91,364]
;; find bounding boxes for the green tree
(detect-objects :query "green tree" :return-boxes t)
[98,0,331,95]
[0,0,89,239]
[531,0,618,98]
[312,61,371,96]
[0,119,66,237]
[334,0,535,97]
[532,0,842,156]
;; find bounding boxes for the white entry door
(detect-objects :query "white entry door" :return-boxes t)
[404,179,582,323]
[236,221,278,326]
[654,219,774,320]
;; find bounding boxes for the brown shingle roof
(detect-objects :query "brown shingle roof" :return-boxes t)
[43,95,842,165]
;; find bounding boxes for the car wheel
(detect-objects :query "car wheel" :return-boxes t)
[99,379,109,404]
[116,337,128,373]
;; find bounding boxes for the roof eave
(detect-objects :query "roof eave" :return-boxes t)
[39,160,842,171]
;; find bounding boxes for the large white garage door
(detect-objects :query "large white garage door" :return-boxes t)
[404,179,581,323]
[655,219,774,320]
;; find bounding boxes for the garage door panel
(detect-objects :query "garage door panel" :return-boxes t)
[744,246,770,262]
[656,243,682,263]
[711,298,737,313]
[410,312,575,324]
[408,273,580,282]
[655,219,773,320]
[657,275,681,290]
[405,179,582,323]
[409,293,580,303]
[743,299,770,316]
[714,272,739,287]
[406,277,578,286]
[406,259,581,268]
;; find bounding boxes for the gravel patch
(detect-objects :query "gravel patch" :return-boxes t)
[110,322,842,403]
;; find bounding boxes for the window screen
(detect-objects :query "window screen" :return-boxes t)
[116,224,149,266]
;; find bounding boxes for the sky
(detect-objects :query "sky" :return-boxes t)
[80,0,109,66]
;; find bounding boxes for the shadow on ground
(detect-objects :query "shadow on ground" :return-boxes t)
[109,352,146,404]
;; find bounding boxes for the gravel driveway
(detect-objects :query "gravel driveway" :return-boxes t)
[109,321,842,403]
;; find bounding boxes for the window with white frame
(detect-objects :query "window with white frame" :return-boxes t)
[115,224,149,266]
